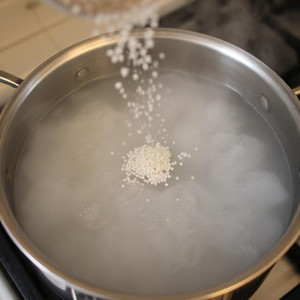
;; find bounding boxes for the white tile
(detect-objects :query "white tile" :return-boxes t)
[0,0,15,8]
[0,33,57,77]
[46,18,103,51]
[32,0,67,28]
[0,0,41,50]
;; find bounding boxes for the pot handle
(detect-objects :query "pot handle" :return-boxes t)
[0,70,23,88]
[70,288,100,300]
[293,86,300,98]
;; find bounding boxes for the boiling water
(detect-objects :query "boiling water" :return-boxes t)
[14,71,293,295]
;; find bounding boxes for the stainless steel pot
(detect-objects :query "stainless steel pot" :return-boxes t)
[0,28,299,300]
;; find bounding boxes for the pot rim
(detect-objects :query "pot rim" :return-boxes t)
[0,28,299,300]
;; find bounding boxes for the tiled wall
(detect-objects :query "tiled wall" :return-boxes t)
[0,0,101,105]
[0,0,191,106]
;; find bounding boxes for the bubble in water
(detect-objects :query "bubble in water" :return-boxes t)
[74,199,111,230]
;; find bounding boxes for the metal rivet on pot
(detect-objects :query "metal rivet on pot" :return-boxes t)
[75,67,89,81]
[260,94,271,113]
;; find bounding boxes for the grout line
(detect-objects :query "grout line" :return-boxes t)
[0,0,191,54]
[31,4,62,52]
[0,17,69,53]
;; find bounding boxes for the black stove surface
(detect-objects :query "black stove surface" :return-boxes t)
[0,225,59,300]
[160,0,300,87]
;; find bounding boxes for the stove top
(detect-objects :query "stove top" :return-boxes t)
[160,0,300,86]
